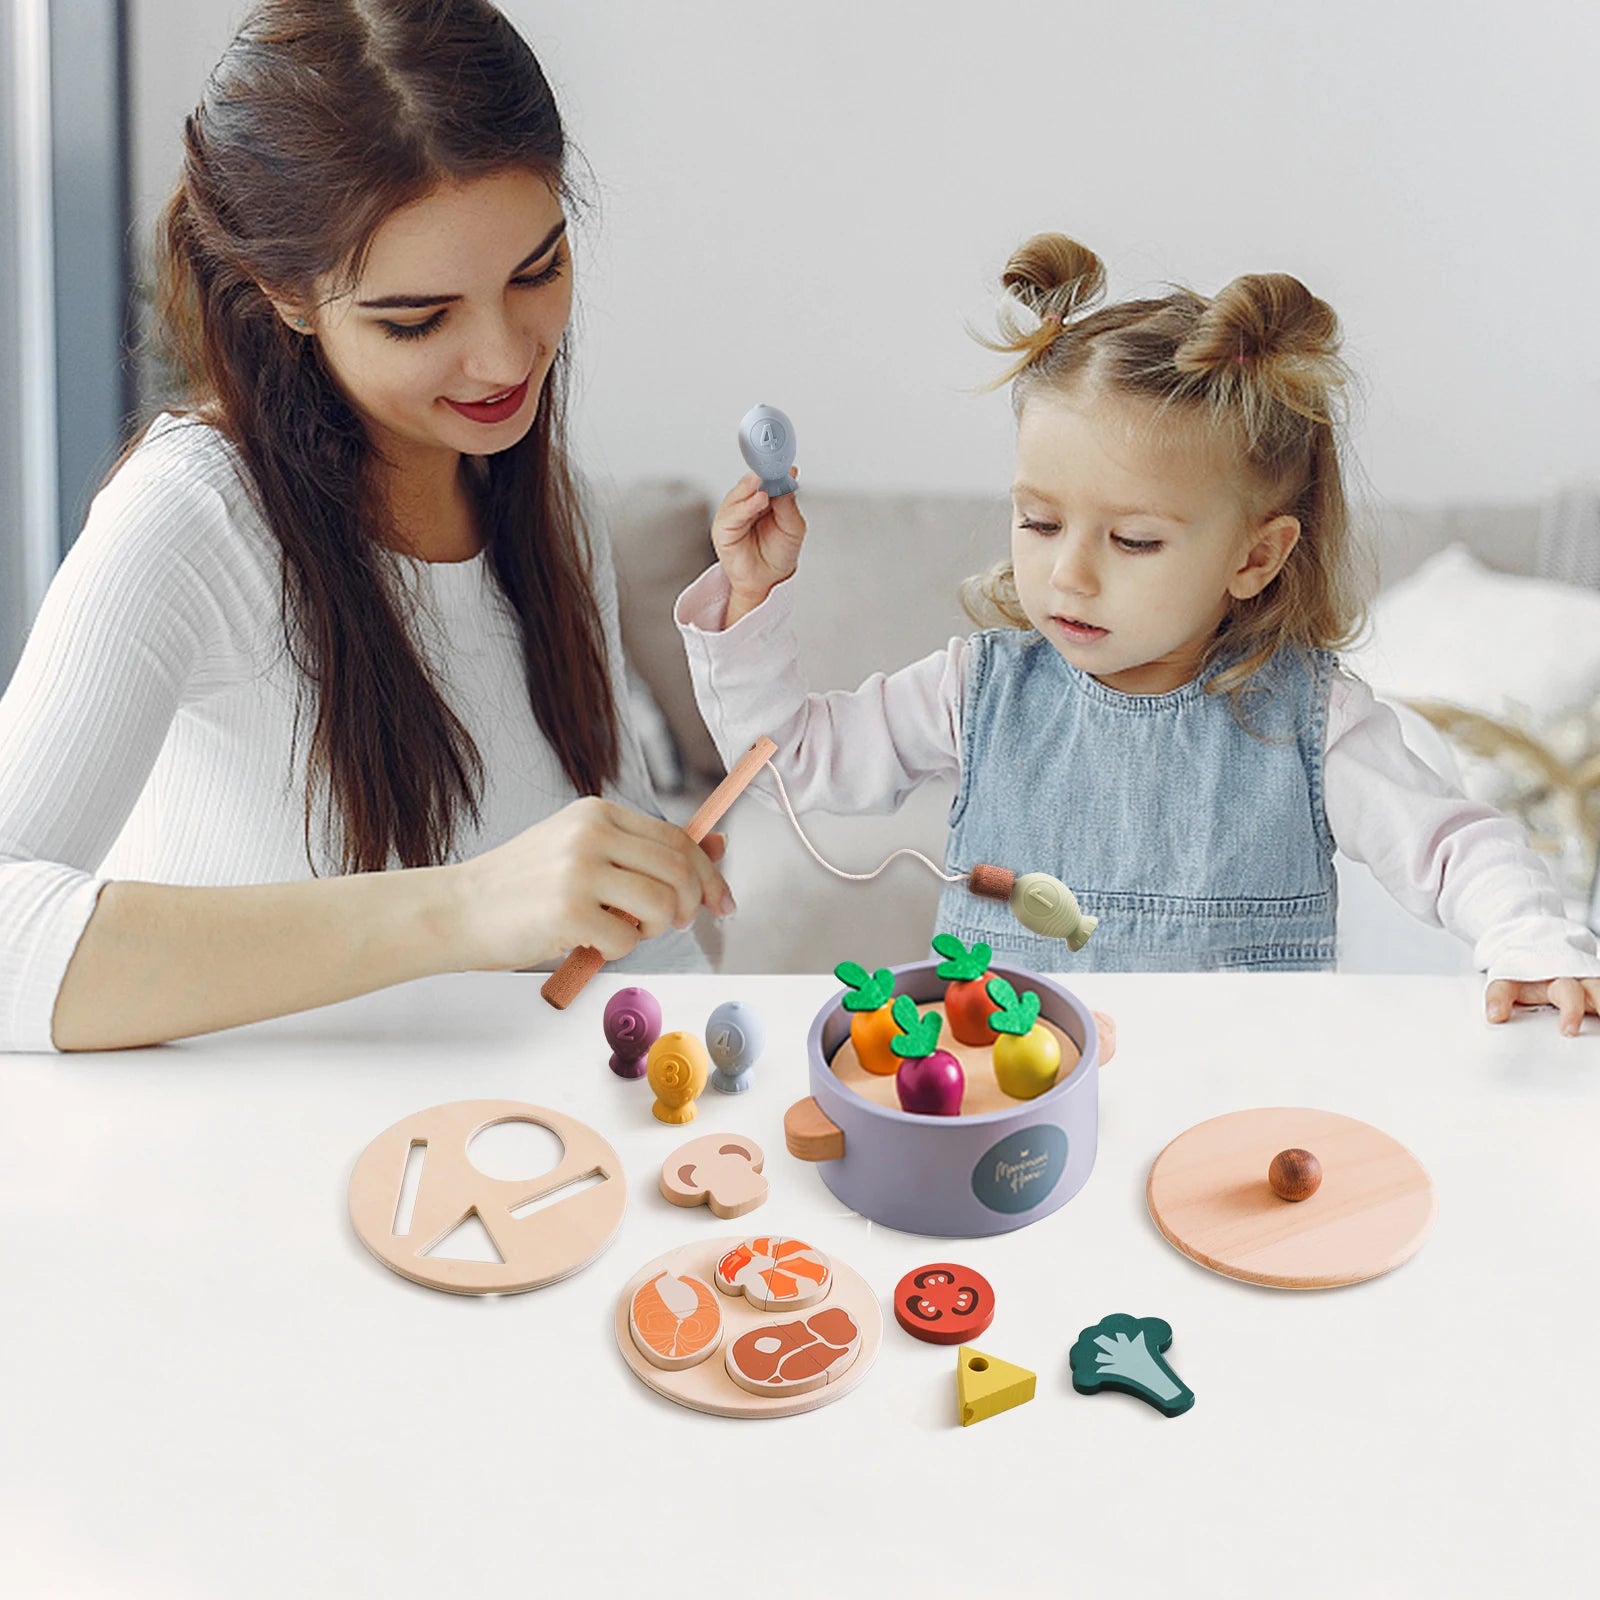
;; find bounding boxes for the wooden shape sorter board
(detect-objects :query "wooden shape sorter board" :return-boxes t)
[1146,1107,1436,1290]
[348,1100,627,1295]
[614,1235,882,1419]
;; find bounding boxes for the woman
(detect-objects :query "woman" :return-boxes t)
[0,0,732,1052]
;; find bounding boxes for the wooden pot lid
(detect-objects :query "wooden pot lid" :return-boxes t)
[349,1099,627,1295]
[1146,1107,1436,1290]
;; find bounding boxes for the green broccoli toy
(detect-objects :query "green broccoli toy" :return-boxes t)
[1069,1314,1194,1417]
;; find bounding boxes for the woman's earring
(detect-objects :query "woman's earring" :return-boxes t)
[294,317,308,330]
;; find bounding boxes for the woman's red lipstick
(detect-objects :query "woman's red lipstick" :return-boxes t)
[444,376,529,425]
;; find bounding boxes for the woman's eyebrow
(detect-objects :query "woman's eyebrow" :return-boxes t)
[356,218,567,310]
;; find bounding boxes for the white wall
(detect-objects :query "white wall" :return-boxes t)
[132,0,1600,503]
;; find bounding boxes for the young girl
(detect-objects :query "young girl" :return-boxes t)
[676,232,1600,1035]
[0,0,733,1054]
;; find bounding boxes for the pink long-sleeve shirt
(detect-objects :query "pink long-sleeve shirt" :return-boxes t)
[676,563,1600,985]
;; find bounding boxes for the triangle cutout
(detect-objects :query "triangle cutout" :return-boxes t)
[956,1344,1036,1427]
[421,1209,505,1263]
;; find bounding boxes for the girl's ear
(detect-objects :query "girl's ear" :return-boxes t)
[1227,514,1300,600]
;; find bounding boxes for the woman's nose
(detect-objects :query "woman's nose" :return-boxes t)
[460,314,535,387]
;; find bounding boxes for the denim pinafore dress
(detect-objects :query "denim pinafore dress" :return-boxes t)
[932,629,1338,972]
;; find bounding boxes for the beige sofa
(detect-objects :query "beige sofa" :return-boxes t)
[602,478,1547,975]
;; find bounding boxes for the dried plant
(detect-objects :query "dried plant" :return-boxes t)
[1406,697,1600,897]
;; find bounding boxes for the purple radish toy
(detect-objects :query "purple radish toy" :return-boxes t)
[603,986,661,1078]
[889,994,965,1117]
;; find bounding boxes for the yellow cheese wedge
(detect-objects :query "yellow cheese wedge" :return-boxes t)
[956,1345,1036,1426]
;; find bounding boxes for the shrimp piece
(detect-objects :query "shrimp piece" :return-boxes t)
[715,1237,833,1309]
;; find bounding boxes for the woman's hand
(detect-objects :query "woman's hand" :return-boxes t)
[1486,975,1600,1036]
[711,469,807,628]
[444,797,734,972]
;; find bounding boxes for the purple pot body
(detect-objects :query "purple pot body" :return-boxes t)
[804,961,1098,1237]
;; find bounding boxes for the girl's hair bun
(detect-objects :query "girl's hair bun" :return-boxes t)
[1000,232,1107,324]
[1175,273,1345,419]
[981,233,1107,384]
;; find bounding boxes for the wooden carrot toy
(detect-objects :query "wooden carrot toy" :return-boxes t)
[932,933,999,1046]
[834,960,900,1075]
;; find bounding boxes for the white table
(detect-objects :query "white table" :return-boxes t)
[2,972,1593,1598]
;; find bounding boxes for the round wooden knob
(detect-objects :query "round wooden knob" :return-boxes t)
[1268,1148,1322,1202]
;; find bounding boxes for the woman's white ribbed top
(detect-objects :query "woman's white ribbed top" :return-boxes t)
[0,412,702,1051]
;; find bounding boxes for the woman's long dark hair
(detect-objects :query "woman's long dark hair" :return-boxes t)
[121,0,618,873]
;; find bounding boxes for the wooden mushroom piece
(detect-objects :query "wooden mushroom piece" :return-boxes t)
[1268,1147,1323,1202]
[660,1134,769,1219]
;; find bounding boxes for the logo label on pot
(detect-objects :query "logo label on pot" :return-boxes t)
[971,1125,1068,1214]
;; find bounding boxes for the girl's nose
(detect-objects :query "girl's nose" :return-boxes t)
[1052,530,1099,597]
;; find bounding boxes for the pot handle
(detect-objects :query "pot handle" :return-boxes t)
[1092,1010,1117,1065]
[784,1097,844,1163]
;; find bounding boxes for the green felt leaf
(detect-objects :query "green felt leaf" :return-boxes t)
[985,975,1016,1011]
[836,960,895,1011]
[889,993,941,1058]
[931,933,991,982]
[984,975,1041,1035]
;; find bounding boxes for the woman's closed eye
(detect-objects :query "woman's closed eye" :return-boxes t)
[378,251,567,342]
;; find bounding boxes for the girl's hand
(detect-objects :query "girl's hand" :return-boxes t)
[1486,976,1600,1037]
[711,469,807,627]
[445,797,734,972]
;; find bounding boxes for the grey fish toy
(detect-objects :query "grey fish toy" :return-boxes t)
[738,403,797,497]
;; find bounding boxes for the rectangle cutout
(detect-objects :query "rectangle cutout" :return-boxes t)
[508,1168,607,1220]
[392,1140,426,1236]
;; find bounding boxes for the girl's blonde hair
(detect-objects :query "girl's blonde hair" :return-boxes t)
[962,233,1368,704]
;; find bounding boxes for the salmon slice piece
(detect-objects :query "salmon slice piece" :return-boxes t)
[628,1271,723,1371]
